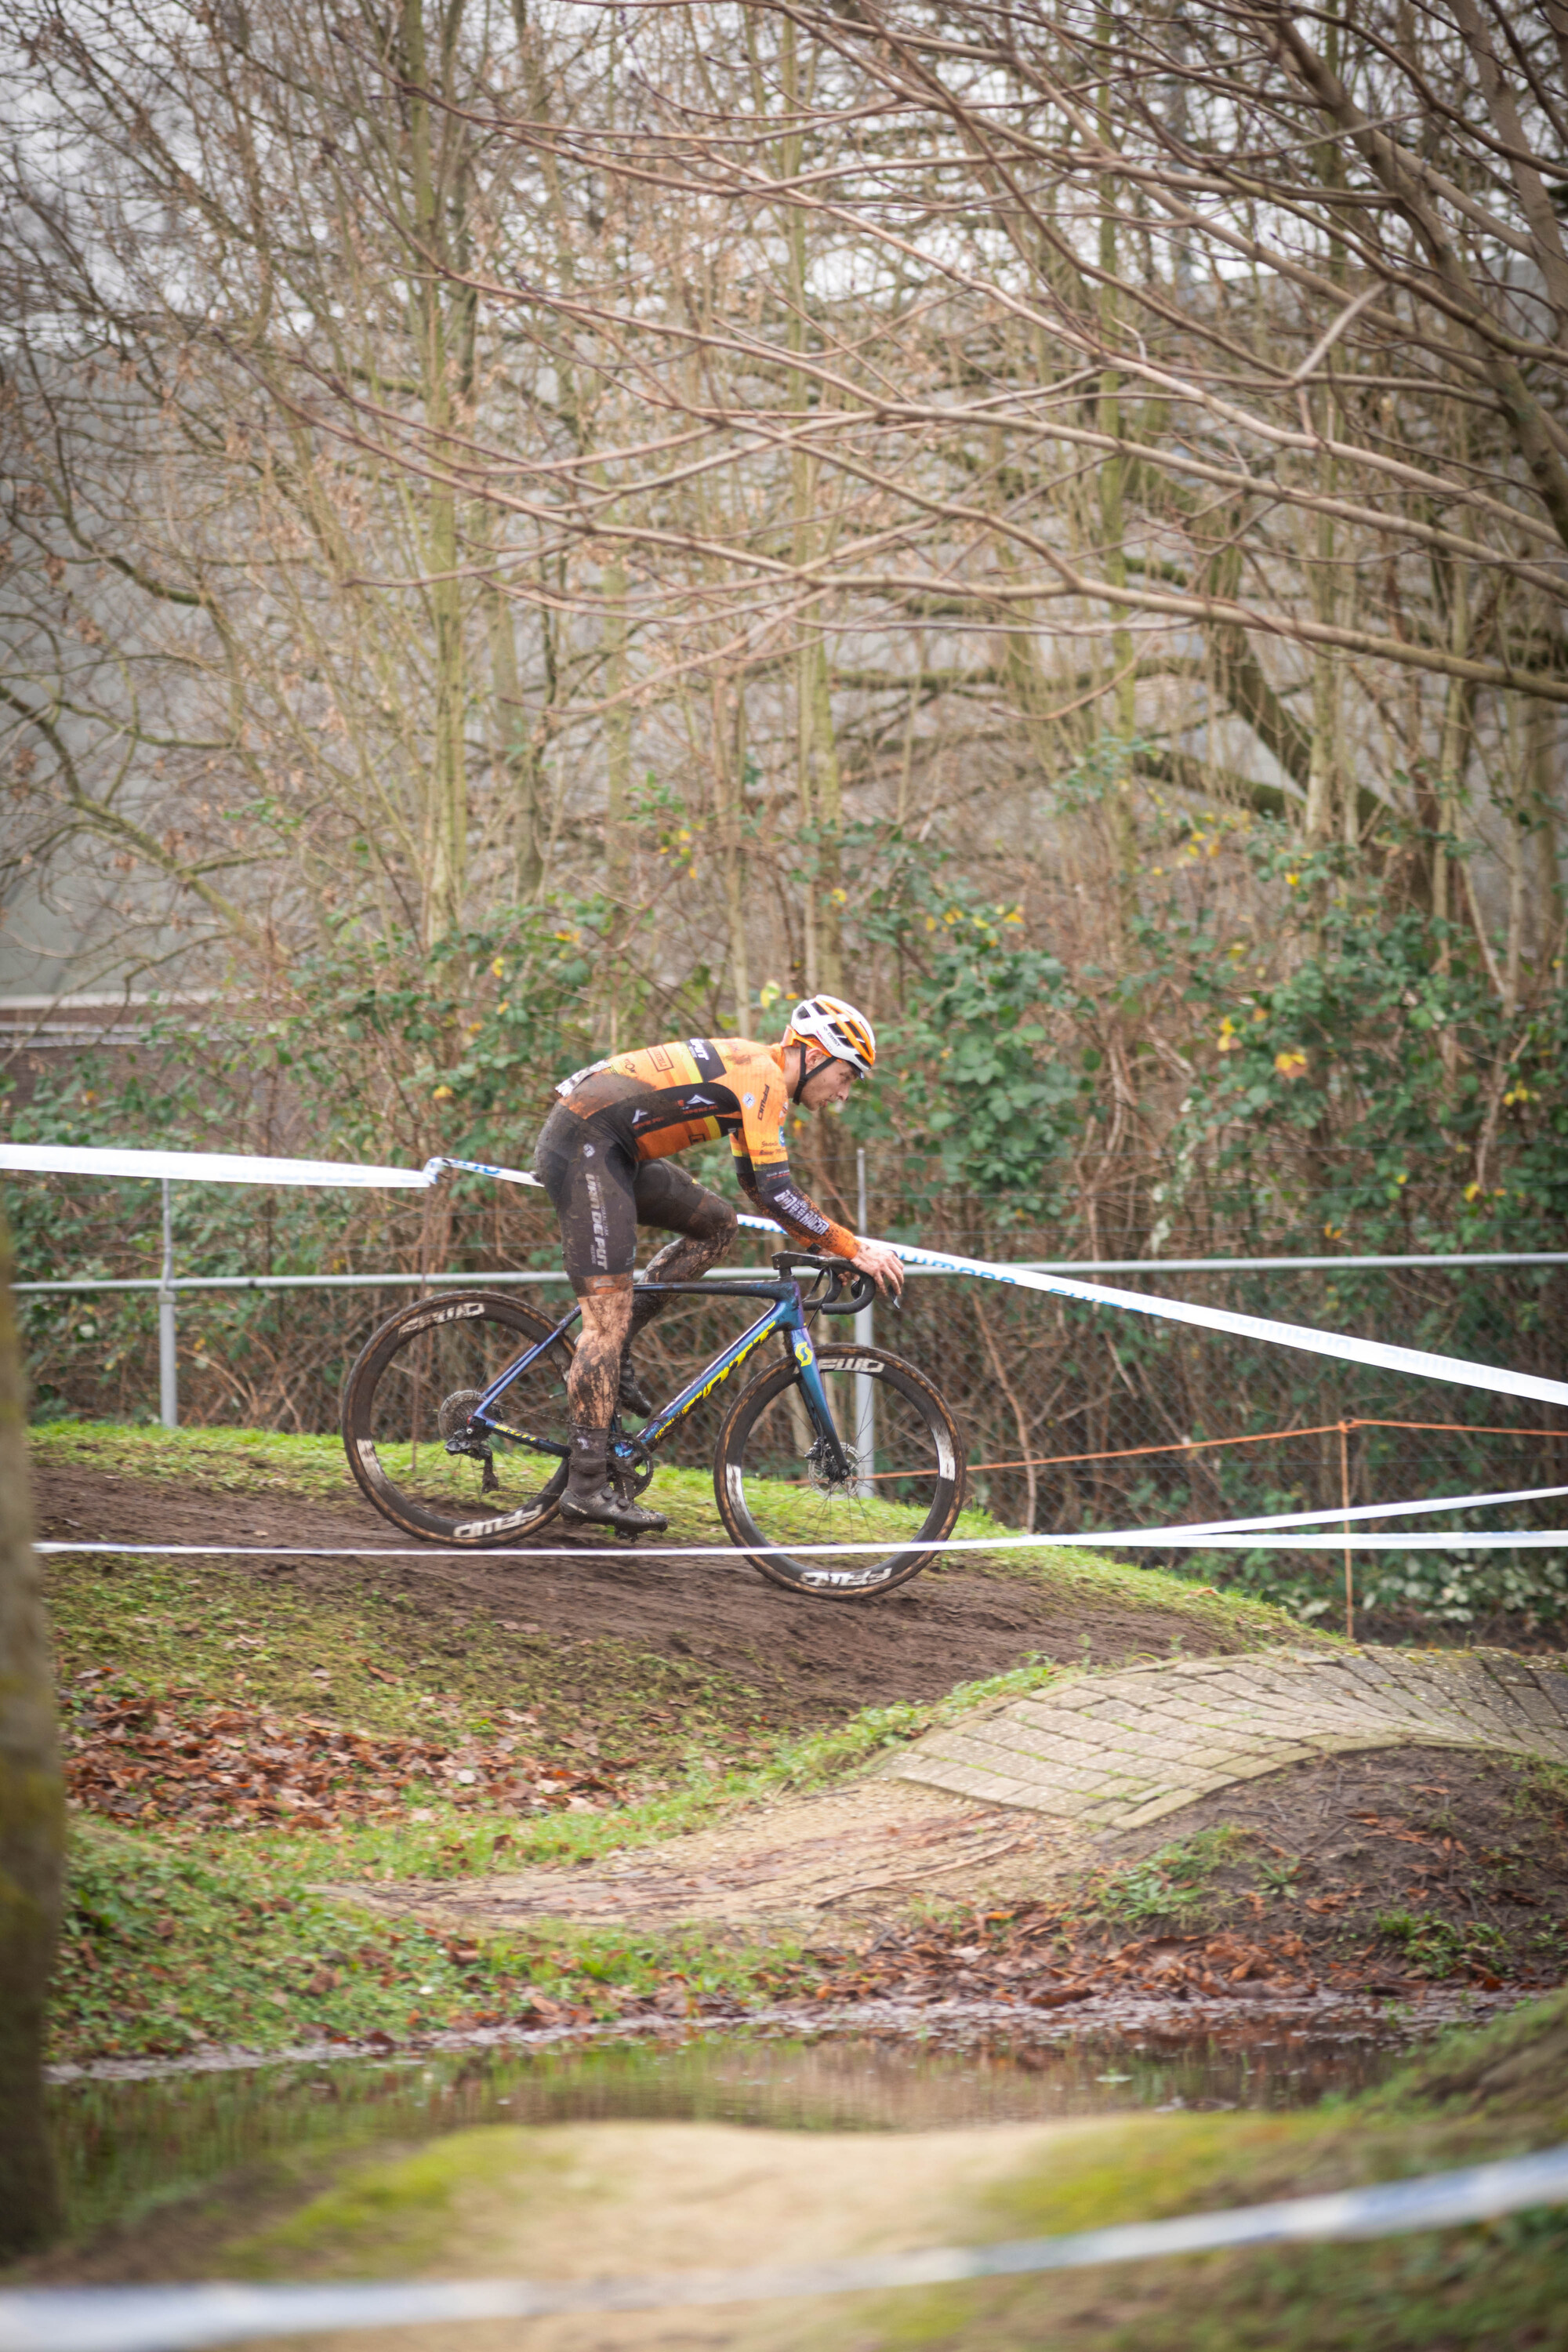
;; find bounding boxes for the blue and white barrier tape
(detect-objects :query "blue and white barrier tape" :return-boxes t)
[5,1139,1568,1414]
[4,2143,1566,2352]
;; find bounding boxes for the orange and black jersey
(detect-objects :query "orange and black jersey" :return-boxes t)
[553,1036,857,1258]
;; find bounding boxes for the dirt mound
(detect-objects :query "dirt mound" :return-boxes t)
[336,1743,1568,2015]
[331,1651,1568,2006]
[324,1780,1073,1938]
[33,1460,1255,1719]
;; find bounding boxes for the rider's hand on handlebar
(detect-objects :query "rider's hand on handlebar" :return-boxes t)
[851,1238,906,1300]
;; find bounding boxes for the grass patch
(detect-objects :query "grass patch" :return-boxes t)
[835,1991,1568,2351]
[31,1419,358,1498]
[229,2127,554,2278]
[51,1815,801,2064]
[44,1648,1135,2058]
[1374,1907,1510,1981]
[1091,1827,1250,1932]
[45,1542,797,1760]
[49,1559,542,1741]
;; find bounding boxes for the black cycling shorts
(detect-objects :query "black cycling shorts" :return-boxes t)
[533,1102,735,1294]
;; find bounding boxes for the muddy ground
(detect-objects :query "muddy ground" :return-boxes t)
[33,1460,1256,1723]
[35,1447,1568,2054]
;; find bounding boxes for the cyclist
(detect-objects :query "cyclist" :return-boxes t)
[533,994,906,1535]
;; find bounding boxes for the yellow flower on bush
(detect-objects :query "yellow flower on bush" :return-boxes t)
[1274,1050,1308,1080]
[432,1084,454,1102]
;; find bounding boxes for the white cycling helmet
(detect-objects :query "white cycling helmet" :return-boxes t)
[783,993,877,1081]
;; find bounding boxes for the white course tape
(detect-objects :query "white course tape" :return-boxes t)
[855,1229,1568,1416]
[0,1144,431,1191]
[5,1139,1568,1413]
[31,1535,1568,1557]
[32,1487,1568,1564]
[32,1480,1568,1566]
[3,2143,1566,2351]
[1097,1481,1568,1540]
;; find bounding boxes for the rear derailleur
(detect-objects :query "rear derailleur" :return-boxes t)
[439,1388,499,1491]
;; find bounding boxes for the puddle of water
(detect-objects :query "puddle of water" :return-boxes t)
[51,2014,1436,2246]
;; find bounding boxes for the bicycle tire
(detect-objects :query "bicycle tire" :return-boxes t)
[713,1342,964,1598]
[342,1290,575,1545]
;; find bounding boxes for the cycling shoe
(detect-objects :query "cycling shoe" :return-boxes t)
[561,1481,669,1538]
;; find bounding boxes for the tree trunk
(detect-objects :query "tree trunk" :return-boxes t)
[602,546,631,916]
[780,16,843,994]
[1304,473,1341,848]
[1529,692,1563,964]
[1432,562,1473,962]
[601,543,632,1052]
[800,632,844,994]
[716,677,751,1031]
[488,583,545,900]
[405,0,467,948]
[1094,11,1138,925]
[0,1202,64,2256]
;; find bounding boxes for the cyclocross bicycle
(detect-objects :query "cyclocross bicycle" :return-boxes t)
[341,1252,966,1599]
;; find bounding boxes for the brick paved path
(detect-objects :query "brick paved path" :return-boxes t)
[887,1648,1568,1833]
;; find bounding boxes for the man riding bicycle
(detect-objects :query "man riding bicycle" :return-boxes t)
[533,993,906,1536]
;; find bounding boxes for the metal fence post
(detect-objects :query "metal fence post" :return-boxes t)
[158,1178,178,1428]
[853,1146,875,1494]
[1338,1417,1354,1642]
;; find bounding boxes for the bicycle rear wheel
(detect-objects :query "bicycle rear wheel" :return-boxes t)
[713,1342,964,1597]
[342,1291,575,1544]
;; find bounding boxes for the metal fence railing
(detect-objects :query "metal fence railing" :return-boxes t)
[13,1174,1568,1637]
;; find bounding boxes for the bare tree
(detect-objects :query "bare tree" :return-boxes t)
[5,0,1568,1145]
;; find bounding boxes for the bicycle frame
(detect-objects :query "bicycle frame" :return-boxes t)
[465,1277,854,1481]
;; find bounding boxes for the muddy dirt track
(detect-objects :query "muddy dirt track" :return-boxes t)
[33,1461,1255,1721]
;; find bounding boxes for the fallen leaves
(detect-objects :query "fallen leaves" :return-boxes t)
[63,1685,630,1831]
[797,1916,1365,2009]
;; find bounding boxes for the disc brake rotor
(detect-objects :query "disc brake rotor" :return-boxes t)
[807,1437,858,1496]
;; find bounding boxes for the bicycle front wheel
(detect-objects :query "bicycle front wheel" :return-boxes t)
[343,1290,575,1544]
[713,1343,964,1598]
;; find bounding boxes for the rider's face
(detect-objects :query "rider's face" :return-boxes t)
[798,1054,856,1109]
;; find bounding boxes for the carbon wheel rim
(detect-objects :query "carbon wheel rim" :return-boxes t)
[343,1292,574,1544]
[715,1345,963,1596]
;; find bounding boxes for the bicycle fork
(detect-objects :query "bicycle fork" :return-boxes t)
[782,1312,855,1486]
